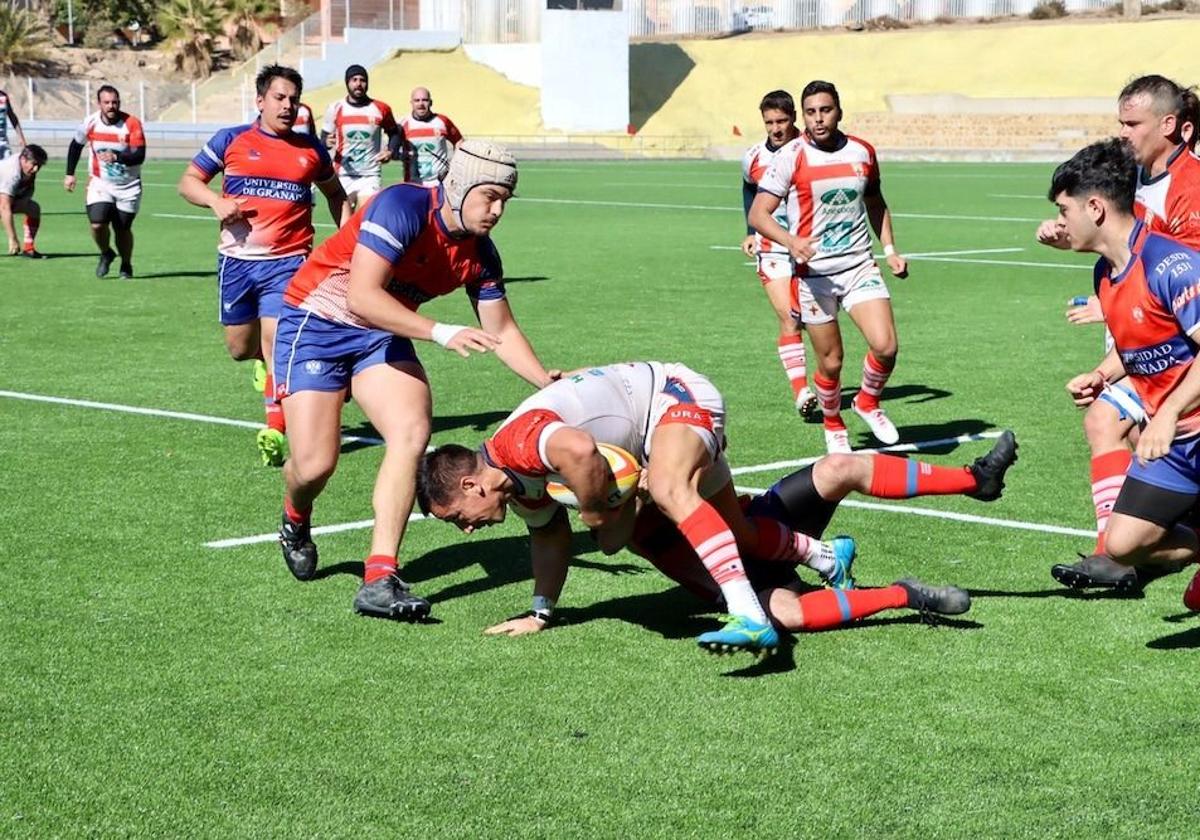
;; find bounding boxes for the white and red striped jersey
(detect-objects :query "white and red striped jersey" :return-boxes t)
[399,112,462,184]
[72,111,145,187]
[292,103,315,136]
[743,138,792,256]
[321,97,398,178]
[0,90,16,150]
[758,132,880,276]
[1134,144,1200,248]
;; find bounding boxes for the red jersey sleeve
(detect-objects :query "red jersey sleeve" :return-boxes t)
[484,410,563,475]
[444,117,463,145]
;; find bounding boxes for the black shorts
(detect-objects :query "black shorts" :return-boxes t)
[1111,476,1199,529]
[86,202,136,231]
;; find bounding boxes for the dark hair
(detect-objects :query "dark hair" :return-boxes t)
[415,444,480,516]
[801,80,841,110]
[21,144,47,166]
[759,90,795,119]
[96,84,119,101]
[255,64,303,98]
[1179,86,1199,150]
[1047,138,1136,213]
[1119,74,1184,119]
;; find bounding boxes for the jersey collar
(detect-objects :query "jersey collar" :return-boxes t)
[1109,218,1146,284]
[1139,142,1188,186]
[802,130,847,153]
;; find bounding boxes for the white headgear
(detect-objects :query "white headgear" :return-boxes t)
[443,139,518,228]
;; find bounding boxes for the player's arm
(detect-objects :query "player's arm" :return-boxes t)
[748,189,813,263]
[1139,356,1200,462]
[483,507,572,636]
[1066,347,1125,408]
[314,170,349,226]
[8,104,25,147]
[1035,218,1071,249]
[864,183,907,278]
[543,426,621,530]
[473,297,552,388]
[741,180,757,256]
[178,163,245,223]
[64,136,85,191]
[0,192,18,254]
[380,111,403,163]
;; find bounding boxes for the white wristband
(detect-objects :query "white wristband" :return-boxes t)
[883,244,896,257]
[532,595,556,614]
[431,322,467,348]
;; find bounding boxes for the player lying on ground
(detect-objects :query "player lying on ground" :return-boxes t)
[1050,138,1200,611]
[1037,75,1200,591]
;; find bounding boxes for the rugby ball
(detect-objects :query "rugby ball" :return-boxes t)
[545,443,641,509]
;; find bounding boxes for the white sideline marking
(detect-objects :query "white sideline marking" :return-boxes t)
[988,193,1045,200]
[711,246,1024,258]
[728,431,1003,476]
[204,513,429,548]
[0,390,386,446]
[907,255,1089,270]
[154,212,338,229]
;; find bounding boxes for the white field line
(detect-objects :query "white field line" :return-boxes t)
[0,389,386,446]
[909,255,1089,270]
[204,513,430,548]
[728,431,1002,476]
[711,245,1023,258]
[988,193,1046,200]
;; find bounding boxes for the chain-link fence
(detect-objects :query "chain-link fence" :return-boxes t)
[2,76,195,122]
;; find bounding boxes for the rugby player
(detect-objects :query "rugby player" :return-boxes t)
[400,87,462,185]
[749,80,908,455]
[741,90,816,417]
[64,86,145,279]
[1038,76,1200,590]
[0,144,47,257]
[0,88,27,160]
[178,65,349,467]
[1051,138,1200,609]
[417,361,863,655]
[274,140,554,622]
[320,65,405,212]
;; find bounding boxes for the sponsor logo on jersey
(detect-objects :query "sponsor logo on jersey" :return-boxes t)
[1172,282,1200,314]
[821,188,859,206]
[1119,337,1192,376]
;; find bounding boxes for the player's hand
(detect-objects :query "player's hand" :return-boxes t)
[483,615,546,636]
[1136,411,1177,463]
[886,253,908,278]
[375,150,391,164]
[578,506,621,530]
[740,234,756,258]
[63,175,76,192]
[444,327,501,358]
[1036,219,1070,249]
[1065,370,1106,407]
[1066,296,1104,325]
[788,236,816,263]
[6,240,19,256]
[96,150,117,163]
[211,196,246,224]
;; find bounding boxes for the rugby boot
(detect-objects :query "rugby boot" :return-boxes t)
[353,575,431,621]
[824,427,852,454]
[897,578,971,616]
[821,535,857,590]
[1051,553,1139,592]
[795,386,819,419]
[852,399,900,445]
[697,614,779,656]
[96,248,116,277]
[279,512,318,581]
[118,262,133,279]
[22,248,47,259]
[252,359,268,394]
[966,430,1018,501]
[256,427,288,467]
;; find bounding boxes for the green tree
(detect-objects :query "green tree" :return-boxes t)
[223,0,276,61]
[157,0,223,78]
[0,7,51,74]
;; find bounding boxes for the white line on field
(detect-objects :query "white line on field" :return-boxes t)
[0,389,386,446]
[908,255,1089,270]
[711,246,1024,258]
[988,193,1045,200]
[204,513,430,548]
[153,212,338,229]
[728,431,1002,476]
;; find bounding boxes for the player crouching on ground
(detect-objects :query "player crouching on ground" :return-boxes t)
[419,361,862,656]
[0,144,47,257]
[1051,139,1200,611]
[274,141,556,622]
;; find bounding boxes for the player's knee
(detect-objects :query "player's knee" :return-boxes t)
[1103,526,1150,566]
[765,588,802,631]
[224,338,258,362]
[871,342,897,366]
[288,446,338,489]
[382,417,431,457]
[812,453,863,496]
[815,346,843,375]
[27,200,40,218]
[1082,402,1126,450]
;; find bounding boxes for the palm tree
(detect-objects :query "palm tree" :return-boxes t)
[158,0,223,79]
[0,6,51,74]
[223,0,276,61]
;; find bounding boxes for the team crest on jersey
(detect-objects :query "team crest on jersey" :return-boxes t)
[851,163,866,178]
[305,360,323,375]
[1132,306,1146,324]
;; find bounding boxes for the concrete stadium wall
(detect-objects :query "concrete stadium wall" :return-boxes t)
[541,10,629,132]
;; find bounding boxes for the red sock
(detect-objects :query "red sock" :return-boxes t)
[1091,449,1131,555]
[748,516,819,563]
[283,496,310,525]
[264,371,286,432]
[868,454,976,498]
[854,352,894,412]
[777,333,808,398]
[796,585,909,631]
[364,554,397,584]
[813,371,845,431]
[1184,567,1200,611]
[22,216,39,251]
[679,501,766,621]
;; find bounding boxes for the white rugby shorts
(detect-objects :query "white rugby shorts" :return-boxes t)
[86,178,142,214]
[793,260,891,325]
[338,173,382,200]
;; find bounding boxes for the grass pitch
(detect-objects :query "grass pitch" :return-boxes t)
[1,159,1196,838]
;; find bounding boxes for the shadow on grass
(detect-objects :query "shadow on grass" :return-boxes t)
[503,275,550,284]
[1146,621,1200,650]
[968,587,1144,601]
[338,410,510,454]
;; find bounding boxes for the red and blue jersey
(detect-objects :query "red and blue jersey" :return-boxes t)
[1095,220,1200,439]
[191,121,334,260]
[283,183,504,328]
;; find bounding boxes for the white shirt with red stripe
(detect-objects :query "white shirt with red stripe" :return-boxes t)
[758,132,880,276]
[72,111,145,187]
[292,103,315,136]
[322,97,397,178]
[742,138,792,256]
[399,112,462,184]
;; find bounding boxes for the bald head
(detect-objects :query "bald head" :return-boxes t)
[411,87,432,119]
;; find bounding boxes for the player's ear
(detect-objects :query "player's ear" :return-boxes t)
[1086,195,1105,225]
[461,474,481,495]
